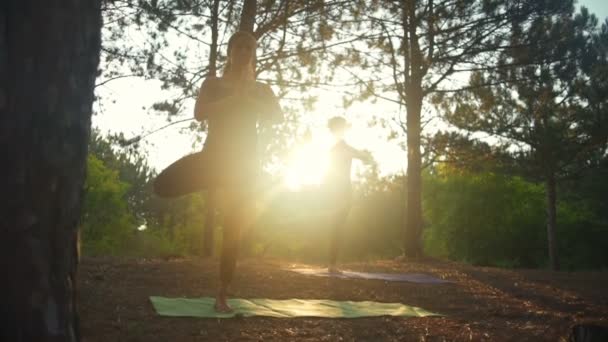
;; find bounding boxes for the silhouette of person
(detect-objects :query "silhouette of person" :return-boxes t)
[153,31,282,312]
[324,116,372,273]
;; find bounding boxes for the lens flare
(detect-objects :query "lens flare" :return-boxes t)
[283,141,329,190]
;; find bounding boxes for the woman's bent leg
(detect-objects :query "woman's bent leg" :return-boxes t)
[153,151,215,198]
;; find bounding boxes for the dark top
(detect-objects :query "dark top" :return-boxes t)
[326,140,360,192]
[197,77,279,184]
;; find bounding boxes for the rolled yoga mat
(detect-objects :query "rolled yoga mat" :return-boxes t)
[287,268,451,284]
[150,296,441,318]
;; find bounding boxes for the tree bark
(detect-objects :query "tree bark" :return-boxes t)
[203,194,216,257]
[402,0,424,258]
[208,0,220,78]
[202,0,221,258]
[404,84,424,258]
[546,172,560,270]
[239,0,257,32]
[0,0,102,341]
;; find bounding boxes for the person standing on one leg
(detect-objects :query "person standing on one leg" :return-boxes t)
[324,116,373,274]
[153,31,282,313]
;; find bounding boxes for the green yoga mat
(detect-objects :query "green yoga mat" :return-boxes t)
[150,296,441,318]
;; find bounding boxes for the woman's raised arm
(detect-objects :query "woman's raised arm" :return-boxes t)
[193,78,240,121]
[253,83,283,123]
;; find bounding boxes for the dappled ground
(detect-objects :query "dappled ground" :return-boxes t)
[79,257,608,341]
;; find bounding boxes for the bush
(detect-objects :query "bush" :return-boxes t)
[81,155,136,255]
[423,170,608,269]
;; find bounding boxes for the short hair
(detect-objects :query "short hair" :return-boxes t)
[327,116,350,133]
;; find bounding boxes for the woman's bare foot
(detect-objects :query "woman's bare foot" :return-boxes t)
[214,295,233,313]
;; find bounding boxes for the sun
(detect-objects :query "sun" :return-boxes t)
[283,139,330,190]
[282,123,377,191]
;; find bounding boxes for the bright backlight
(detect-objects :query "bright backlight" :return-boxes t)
[283,141,329,190]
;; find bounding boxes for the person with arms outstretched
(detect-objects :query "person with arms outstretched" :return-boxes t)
[324,116,373,273]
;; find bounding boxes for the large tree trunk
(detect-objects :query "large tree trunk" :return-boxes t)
[0,1,102,341]
[546,172,560,270]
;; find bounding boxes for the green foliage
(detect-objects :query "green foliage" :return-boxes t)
[81,138,608,270]
[558,162,608,269]
[150,193,208,256]
[423,169,608,269]
[81,153,216,257]
[82,132,215,258]
[557,200,608,270]
[436,7,608,269]
[82,155,135,255]
[89,129,155,225]
[124,193,221,259]
[440,9,608,182]
[423,170,547,267]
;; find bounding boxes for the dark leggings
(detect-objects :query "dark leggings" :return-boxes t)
[220,221,239,284]
[329,202,351,266]
[154,151,254,286]
[219,193,254,285]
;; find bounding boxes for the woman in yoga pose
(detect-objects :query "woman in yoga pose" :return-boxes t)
[153,31,282,312]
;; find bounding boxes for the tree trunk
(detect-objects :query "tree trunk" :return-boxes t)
[546,172,560,270]
[403,84,424,258]
[239,0,257,32]
[208,0,220,78]
[203,194,216,257]
[233,0,259,257]
[202,0,221,258]
[401,0,425,259]
[0,1,102,340]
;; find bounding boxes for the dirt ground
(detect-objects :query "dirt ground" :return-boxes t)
[79,257,608,341]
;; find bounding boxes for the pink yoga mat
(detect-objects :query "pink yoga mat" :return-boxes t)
[288,268,451,284]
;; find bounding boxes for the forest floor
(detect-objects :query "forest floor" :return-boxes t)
[79,256,608,341]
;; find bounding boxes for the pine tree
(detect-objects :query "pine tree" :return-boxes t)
[439,9,608,270]
[1,0,102,340]
[329,0,573,257]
